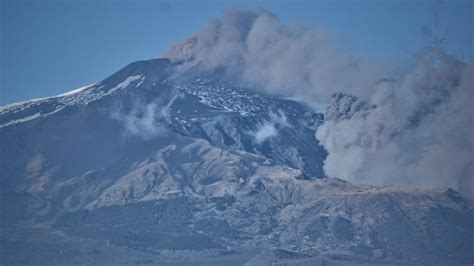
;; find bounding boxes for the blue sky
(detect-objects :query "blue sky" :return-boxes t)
[1,0,472,105]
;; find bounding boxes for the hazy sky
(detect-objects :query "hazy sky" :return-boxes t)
[1,0,472,105]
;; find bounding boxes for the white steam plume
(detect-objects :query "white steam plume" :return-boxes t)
[110,100,164,140]
[249,110,290,144]
[110,92,183,140]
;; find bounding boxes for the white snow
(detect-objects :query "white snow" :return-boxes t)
[56,82,96,97]
[106,75,142,94]
[0,113,42,128]
[0,75,143,129]
[179,79,271,116]
[135,76,146,88]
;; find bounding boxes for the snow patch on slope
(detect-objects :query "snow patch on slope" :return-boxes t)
[56,83,97,97]
[106,75,142,94]
[0,75,144,129]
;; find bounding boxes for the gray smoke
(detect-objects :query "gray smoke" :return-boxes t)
[162,9,473,196]
[316,50,473,196]
[163,9,381,101]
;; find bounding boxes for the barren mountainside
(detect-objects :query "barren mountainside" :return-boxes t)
[1,59,473,265]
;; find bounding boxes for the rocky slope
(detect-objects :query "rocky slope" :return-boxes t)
[0,58,473,265]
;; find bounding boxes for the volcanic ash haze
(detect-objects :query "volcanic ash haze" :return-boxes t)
[164,9,474,197]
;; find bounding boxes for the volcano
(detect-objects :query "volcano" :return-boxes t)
[1,58,473,265]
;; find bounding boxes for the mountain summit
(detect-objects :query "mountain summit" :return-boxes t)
[1,58,473,265]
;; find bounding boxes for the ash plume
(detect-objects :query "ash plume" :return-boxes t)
[163,9,474,196]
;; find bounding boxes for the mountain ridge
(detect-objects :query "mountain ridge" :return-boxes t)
[1,58,473,265]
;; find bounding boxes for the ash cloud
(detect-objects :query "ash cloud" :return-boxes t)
[163,9,381,101]
[162,9,473,196]
[316,52,474,196]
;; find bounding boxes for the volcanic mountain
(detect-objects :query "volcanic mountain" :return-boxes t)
[0,58,472,265]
